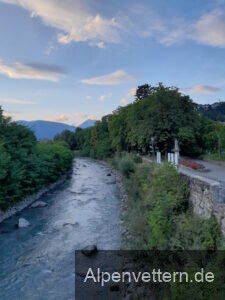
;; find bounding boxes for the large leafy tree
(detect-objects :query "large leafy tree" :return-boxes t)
[0,106,73,210]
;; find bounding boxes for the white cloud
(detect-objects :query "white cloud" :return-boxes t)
[81,70,134,85]
[120,98,128,105]
[128,87,136,97]
[73,112,97,126]
[185,85,220,94]
[2,1,225,49]
[90,41,105,49]
[0,60,62,81]
[120,87,136,105]
[3,110,21,118]
[100,93,112,102]
[160,10,225,48]
[0,0,120,47]
[100,95,105,102]
[51,114,69,122]
[85,95,91,100]
[0,97,37,105]
[193,10,225,47]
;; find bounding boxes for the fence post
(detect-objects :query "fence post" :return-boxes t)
[171,153,175,164]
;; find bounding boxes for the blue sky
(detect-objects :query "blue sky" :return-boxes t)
[0,0,225,125]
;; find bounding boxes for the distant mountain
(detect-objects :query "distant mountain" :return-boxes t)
[17,120,75,140]
[78,119,96,128]
[197,102,225,122]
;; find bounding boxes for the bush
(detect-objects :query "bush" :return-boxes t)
[132,154,142,164]
[148,164,189,249]
[119,155,135,178]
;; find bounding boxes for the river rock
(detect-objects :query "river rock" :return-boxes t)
[81,245,98,256]
[63,222,79,227]
[18,218,30,228]
[30,201,47,208]
[107,173,112,176]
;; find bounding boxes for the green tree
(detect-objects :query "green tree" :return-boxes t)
[54,129,76,150]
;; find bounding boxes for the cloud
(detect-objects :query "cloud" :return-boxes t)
[51,114,69,122]
[0,60,63,81]
[73,112,97,126]
[120,98,128,105]
[74,112,97,120]
[85,95,91,100]
[2,1,225,49]
[3,110,21,117]
[160,10,225,48]
[100,95,105,102]
[0,97,37,105]
[90,41,105,49]
[120,87,136,105]
[100,93,112,102]
[128,87,136,97]
[0,0,120,47]
[193,10,225,47]
[186,85,220,94]
[81,70,134,85]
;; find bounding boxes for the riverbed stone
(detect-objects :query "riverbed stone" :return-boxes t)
[81,245,97,256]
[18,218,30,228]
[107,173,112,176]
[30,201,47,208]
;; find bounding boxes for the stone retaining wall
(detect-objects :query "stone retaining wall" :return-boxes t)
[180,169,225,236]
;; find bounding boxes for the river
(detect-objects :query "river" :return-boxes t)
[0,158,121,299]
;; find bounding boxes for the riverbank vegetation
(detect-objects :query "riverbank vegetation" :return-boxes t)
[0,107,74,211]
[113,154,223,250]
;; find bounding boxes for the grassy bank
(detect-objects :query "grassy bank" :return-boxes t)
[111,153,223,250]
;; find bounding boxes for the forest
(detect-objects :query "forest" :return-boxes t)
[0,107,74,211]
[75,83,225,161]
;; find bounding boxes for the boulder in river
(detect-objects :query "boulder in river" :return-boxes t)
[107,173,112,176]
[18,218,30,228]
[63,222,79,227]
[30,201,47,208]
[81,245,97,256]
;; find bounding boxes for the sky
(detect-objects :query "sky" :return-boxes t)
[0,0,225,126]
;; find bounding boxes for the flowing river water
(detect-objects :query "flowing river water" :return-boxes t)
[0,158,121,299]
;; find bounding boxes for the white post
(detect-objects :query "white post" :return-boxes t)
[158,152,161,164]
[175,152,179,166]
[171,153,175,164]
[168,153,171,162]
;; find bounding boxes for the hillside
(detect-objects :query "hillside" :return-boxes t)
[197,102,225,122]
[17,120,75,140]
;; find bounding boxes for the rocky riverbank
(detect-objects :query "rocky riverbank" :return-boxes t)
[0,174,69,224]
[99,160,129,249]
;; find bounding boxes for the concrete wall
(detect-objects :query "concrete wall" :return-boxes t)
[180,169,225,236]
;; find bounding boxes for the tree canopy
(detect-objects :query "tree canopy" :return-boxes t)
[0,107,73,211]
[76,83,206,158]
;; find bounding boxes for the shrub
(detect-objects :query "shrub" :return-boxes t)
[132,154,143,164]
[119,155,135,178]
